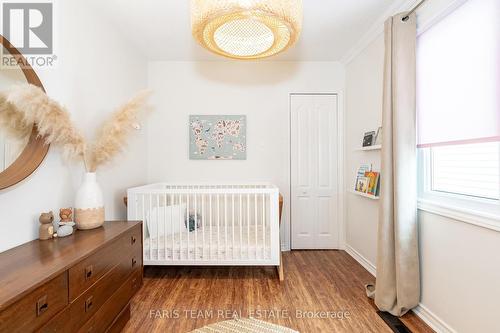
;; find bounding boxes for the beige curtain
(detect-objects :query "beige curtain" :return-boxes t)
[366,12,420,317]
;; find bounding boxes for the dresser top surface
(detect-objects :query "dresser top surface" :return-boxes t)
[0,221,141,310]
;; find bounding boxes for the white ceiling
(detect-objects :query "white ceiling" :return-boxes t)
[87,0,403,61]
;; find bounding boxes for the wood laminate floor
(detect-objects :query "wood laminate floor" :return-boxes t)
[124,251,433,333]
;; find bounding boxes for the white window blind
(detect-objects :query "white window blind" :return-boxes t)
[417,0,500,148]
[431,142,500,200]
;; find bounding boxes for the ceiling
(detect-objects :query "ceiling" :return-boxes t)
[87,0,403,61]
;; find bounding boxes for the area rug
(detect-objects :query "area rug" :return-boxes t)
[190,318,299,333]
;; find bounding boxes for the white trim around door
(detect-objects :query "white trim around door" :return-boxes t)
[289,93,344,250]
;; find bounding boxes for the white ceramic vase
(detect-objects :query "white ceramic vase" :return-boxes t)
[75,172,105,230]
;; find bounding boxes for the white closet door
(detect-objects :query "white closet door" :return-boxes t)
[291,94,339,249]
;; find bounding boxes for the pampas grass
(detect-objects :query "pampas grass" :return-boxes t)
[0,84,152,172]
[0,93,32,140]
[88,90,151,171]
[2,84,87,165]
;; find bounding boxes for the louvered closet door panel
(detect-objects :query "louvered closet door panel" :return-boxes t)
[291,94,339,249]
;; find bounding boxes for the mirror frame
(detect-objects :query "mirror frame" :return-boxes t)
[0,35,49,190]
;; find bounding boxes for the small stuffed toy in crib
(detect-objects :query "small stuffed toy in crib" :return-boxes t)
[185,211,202,232]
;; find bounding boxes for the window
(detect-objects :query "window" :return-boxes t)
[430,142,499,201]
[417,0,500,224]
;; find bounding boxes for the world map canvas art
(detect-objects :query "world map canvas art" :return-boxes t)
[189,115,247,160]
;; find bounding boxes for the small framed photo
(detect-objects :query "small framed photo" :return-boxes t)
[362,131,376,147]
[355,177,369,193]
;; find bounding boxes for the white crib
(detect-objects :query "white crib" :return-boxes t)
[127,183,280,267]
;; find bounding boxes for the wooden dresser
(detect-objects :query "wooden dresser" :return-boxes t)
[0,221,143,333]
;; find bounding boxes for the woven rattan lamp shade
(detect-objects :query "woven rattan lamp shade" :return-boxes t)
[191,0,302,60]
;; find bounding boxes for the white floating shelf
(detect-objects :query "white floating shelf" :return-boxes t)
[349,190,379,200]
[356,145,382,151]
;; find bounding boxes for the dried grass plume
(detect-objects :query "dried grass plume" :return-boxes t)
[88,90,152,171]
[0,93,32,140]
[0,84,152,172]
[2,84,87,164]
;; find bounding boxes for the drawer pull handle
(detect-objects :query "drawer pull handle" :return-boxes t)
[85,265,94,280]
[36,295,48,316]
[131,235,137,245]
[85,296,94,312]
[132,257,137,267]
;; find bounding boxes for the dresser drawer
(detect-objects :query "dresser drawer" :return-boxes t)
[69,225,141,301]
[37,306,71,333]
[106,303,131,333]
[0,273,68,333]
[131,240,143,272]
[69,236,128,301]
[69,252,137,330]
[77,268,142,333]
[130,267,143,294]
[129,225,142,252]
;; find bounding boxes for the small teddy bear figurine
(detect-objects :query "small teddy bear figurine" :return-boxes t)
[39,211,55,240]
[57,207,75,238]
[59,208,73,223]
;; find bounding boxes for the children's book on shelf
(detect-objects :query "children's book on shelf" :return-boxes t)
[355,177,369,193]
[354,164,380,197]
[364,171,380,196]
[356,164,370,179]
[354,164,370,193]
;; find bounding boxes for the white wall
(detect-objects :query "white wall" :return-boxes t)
[147,61,345,249]
[345,35,384,265]
[345,9,500,332]
[0,0,148,252]
[418,211,500,332]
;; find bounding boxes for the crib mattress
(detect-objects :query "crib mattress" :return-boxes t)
[144,225,271,261]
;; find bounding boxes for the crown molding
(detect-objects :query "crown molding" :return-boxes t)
[340,0,419,65]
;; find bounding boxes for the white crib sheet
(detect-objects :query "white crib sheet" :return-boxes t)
[144,225,271,261]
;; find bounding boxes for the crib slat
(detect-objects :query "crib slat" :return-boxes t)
[149,194,152,261]
[231,193,235,260]
[217,194,220,260]
[194,192,198,260]
[239,194,243,259]
[186,193,190,260]
[202,194,205,260]
[224,194,228,260]
[254,193,258,260]
[209,194,213,260]
[262,193,265,260]
[156,194,160,261]
[170,193,174,261]
[178,193,182,261]
[247,193,250,260]
[142,194,146,261]
[163,194,166,261]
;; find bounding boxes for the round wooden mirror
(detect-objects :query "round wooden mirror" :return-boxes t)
[0,35,49,190]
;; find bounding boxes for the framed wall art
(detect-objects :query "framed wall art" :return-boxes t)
[189,115,247,160]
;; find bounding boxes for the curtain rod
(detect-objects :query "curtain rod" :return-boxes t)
[402,0,427,21]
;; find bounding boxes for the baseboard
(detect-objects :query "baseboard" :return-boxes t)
[413,304,456,333]
[345,245,376,276]
[344,244,455,333]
